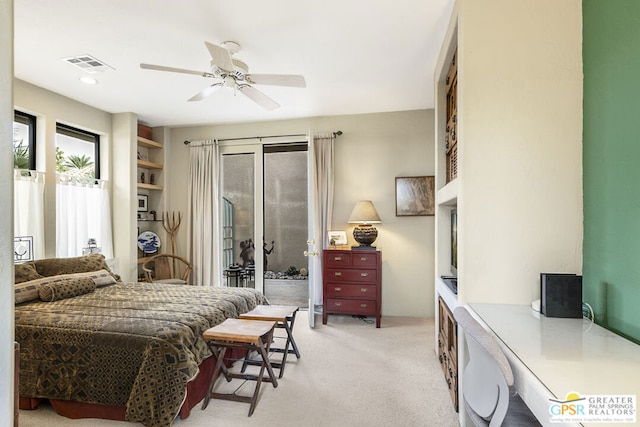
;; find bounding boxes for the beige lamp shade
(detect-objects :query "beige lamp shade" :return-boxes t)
[348,200,381,224]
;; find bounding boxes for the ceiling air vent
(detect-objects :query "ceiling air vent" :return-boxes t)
[63,55,114,73]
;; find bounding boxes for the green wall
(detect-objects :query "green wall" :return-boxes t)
[583,0,640,343]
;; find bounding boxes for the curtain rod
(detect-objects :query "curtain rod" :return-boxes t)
[183,130,342,145]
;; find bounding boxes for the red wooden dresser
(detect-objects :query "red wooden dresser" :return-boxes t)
[322,249,381,328]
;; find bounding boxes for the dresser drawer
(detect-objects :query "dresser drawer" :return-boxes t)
[323,250,378,268]
[326,298,377,316]
[326,268,377,283]
[325,284,376,298]
[351,252,378,268]
[324,251,353,268]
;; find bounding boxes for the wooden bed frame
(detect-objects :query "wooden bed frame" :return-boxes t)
[19,348,246,422]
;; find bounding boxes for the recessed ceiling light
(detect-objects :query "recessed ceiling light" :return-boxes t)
[79,76,98,85]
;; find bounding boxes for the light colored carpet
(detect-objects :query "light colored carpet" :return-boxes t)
[18,315,460,427]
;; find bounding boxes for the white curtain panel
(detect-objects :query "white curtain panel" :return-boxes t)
[309,133,335,305]
[186,140,220,286]
[56,174,113,258]
[14,170,45,260]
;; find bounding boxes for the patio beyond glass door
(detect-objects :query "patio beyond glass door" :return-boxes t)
[263,145,309,309]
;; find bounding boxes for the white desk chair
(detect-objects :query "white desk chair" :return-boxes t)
[453,307,540,426]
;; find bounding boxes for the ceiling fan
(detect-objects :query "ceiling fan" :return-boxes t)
[140,41,306,110]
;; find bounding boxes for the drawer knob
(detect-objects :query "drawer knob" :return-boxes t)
[360,257,368,261]
[334,272,342,276]
[334,302,342,307]
[360,288,368,293]
[360,303,368,308]
[360,272,368,277]
[334,287,342,291]
[334,256,342,261]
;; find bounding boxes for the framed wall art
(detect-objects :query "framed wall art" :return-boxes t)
[14,236,34,262]
[137,194,148,212]
[395,176,435,216]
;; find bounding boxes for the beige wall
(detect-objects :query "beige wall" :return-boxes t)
[9,77,438,317]
[13,79,114,258]
[459,0,583,304]
[167,110,436,317]
[1,0,15,423]
[12,81,143,280]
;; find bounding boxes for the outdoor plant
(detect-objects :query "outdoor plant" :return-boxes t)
[285,266,300,276]
[56,148,95,179]
[13,142,29,169]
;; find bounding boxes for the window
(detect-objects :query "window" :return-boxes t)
[55,123,112,258]
[56,123,100,179]
[14,111,44,260]
[13,111,36,170]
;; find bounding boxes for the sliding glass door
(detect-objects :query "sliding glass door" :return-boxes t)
[220,144,264,292]
[219,139,317,327]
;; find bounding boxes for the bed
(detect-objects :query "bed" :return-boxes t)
[14,254,269,427]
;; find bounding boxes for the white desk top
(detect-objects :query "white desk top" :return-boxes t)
[469,303,640,399]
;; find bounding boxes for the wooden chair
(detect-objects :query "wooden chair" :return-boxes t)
[453,306,540,426]
[142,254,192,284]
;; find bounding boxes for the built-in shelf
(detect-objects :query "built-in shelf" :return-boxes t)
[137,183,163,191]
[136,129,165,281]
[137,159,163,170]
[436,179,459,206]
[137,136,162,149]
[436,277,459,309]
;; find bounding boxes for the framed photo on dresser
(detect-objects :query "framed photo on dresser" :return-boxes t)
[327,230,348,246]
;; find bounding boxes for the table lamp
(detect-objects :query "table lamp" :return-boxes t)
[348,200,381,249]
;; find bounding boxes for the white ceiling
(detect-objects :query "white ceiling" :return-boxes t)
[14,0,454,127]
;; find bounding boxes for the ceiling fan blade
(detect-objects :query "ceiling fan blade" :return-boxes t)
[205,41,234,72]
[238,85,280,110]
[140,63,214,78]
[245,74,306,88]
[188,83,223,101]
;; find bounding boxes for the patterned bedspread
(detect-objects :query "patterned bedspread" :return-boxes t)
[15,282,269,427]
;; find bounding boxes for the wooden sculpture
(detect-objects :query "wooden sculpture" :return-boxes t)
[162,211,182,271]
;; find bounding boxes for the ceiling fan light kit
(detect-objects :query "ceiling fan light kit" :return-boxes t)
[140,41,306,110]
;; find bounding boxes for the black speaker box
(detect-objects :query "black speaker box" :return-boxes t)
[540,273,583,318]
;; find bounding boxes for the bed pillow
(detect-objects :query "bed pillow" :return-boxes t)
[15,262,44,284]
[15,280,43,304]
[15,270,116,304]
[34,254,121,281]
[84,269,118,287]
[39,276,96,302]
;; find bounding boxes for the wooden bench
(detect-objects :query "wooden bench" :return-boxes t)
[239,305,301,378]
[201,318,278,416]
